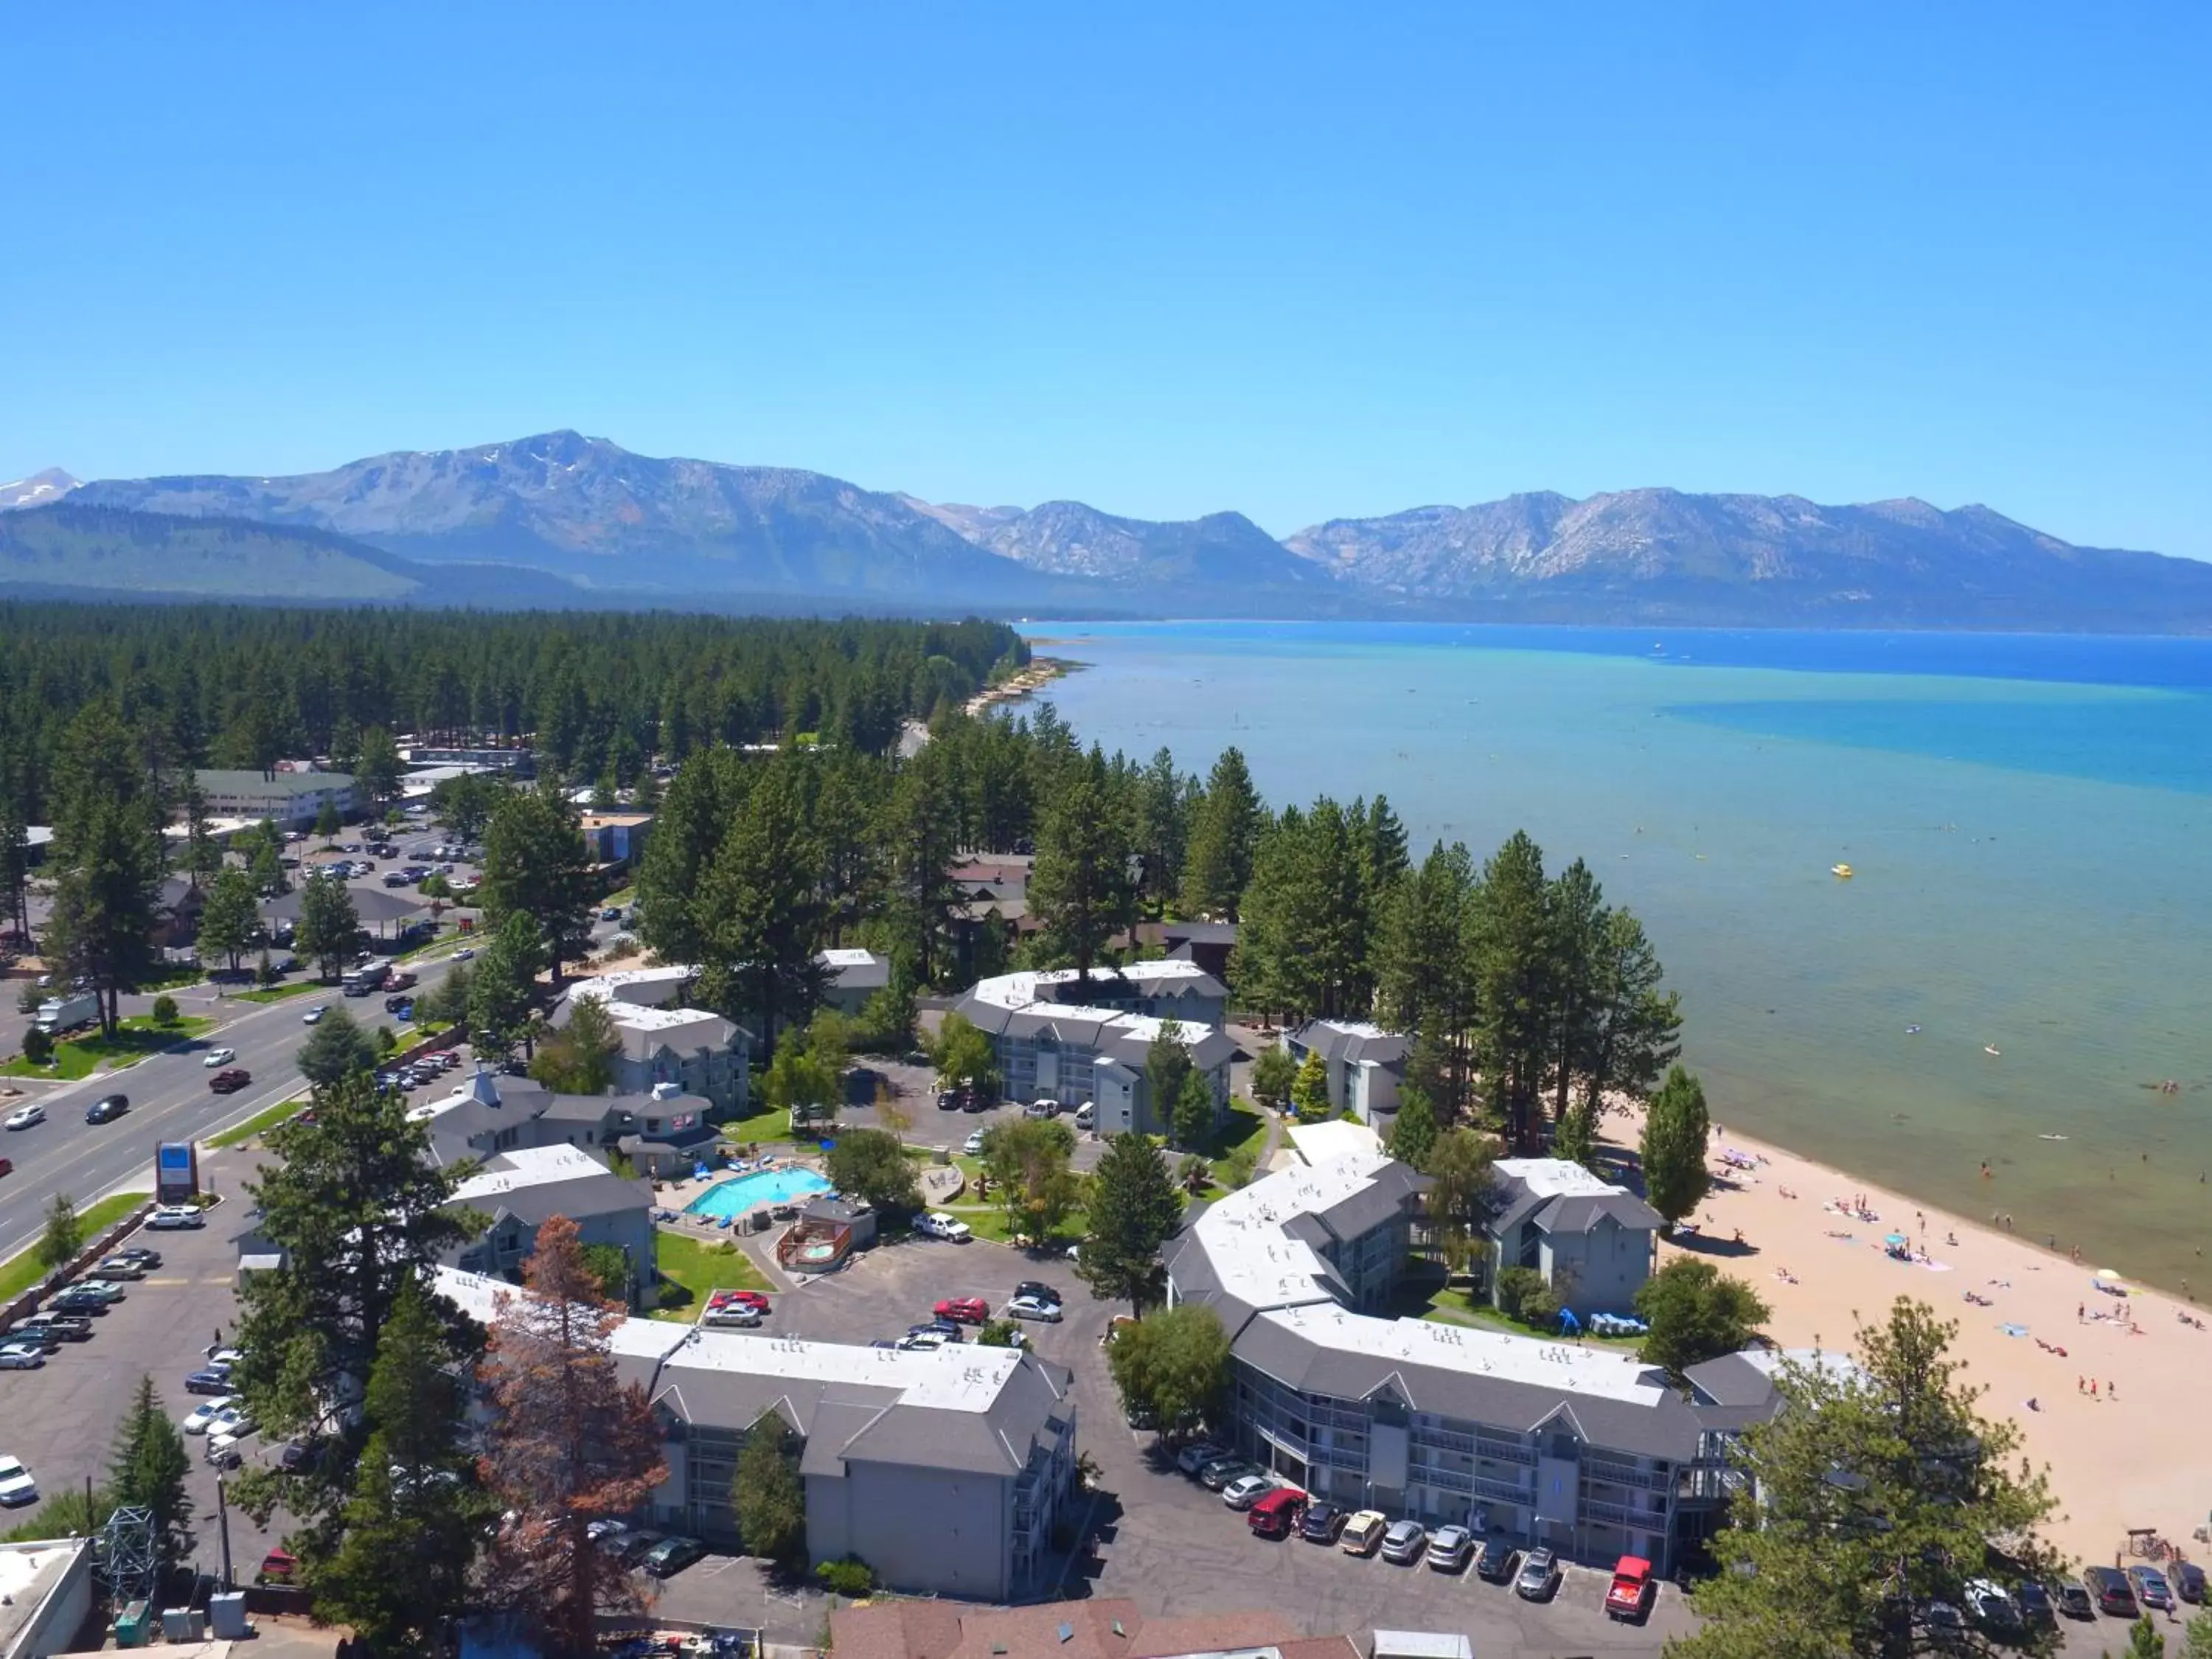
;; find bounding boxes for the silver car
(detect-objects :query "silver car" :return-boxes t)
[1380,1520,1428,1564]
[1515,1546,1559,1600]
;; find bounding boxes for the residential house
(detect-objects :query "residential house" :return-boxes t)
[819,947,892,1018]
[1165,1146,1784,1576]
[1284,1019,1410,1124]
[556,967,751,1115]
[413,1068,720,1179]
[1482,1158,1663,1317]
[432,1267,1081,1601]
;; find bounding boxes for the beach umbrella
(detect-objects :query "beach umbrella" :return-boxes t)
[1885,1233,1908,1246]
[2094,1268,2126,1283]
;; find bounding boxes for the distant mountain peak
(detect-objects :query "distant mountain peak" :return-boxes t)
[0,467,80,511]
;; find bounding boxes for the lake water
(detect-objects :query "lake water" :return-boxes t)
[1022,622,2212,1290]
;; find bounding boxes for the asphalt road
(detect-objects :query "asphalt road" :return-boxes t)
[0,949,468,1262]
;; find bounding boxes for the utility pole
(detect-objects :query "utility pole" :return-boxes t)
[215,1474,234,1590]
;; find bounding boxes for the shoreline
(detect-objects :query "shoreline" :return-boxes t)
[1604,1103,2211,1566]
[966,655,1081,715]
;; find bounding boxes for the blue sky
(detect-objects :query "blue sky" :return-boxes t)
[4,2,2206,553]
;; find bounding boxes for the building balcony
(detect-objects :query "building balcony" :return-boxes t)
[1475,1438,1536,1467]
[1581,1497,1641,1527]
[1470,1475,1531,1506]
[1583,1458,1666,1491]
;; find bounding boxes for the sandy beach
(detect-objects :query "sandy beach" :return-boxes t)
[1607,1106,2212,1568]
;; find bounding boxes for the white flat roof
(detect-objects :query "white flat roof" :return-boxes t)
[1262,1303,1672,1407]
[600,1002,723,1033]
[449,1143,611,1201]
[820,947,882,968]
[1494,1156,1627,1200]
[1285,1120,1382,1167]
[431,1267,1022,1413]
[1190,1150,1397,1312]
[1310,1018,1390,1039]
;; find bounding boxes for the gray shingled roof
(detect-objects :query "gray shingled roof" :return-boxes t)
[1288,1018,1411,1068]
[1536,1191,1665,1235]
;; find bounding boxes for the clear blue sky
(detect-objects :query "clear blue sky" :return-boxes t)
[4,2,2206,554]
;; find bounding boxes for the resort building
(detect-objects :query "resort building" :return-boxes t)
[819,946,893,1017]
[445,1141,656,1305]
[412,1068,720,1179]
[1165,1146,1783,1574]
[191,766,356,829]
[1482,1158,1664,1317]
[556,967,752,1114]
[954,962,1234,1135]
[433,1268,1081,1601]
[579,809,654,871]
[1283,1019,1410,1124]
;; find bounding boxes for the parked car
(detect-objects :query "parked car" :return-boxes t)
[934,1296,989,1324]
[84,1094,129,1124]
[2175,1562,2207,1605]
[913,1318,964,1342]
[913,1212,971,1242]
[1,1327,58,1354]
[0,1458,37,1506]
[181,1397,237,1435]
[2082,1566,2137,1618]
[1298,1501,1347,1543]
[1013,1280,1063,1307]
[71,1279,127,1303]
[641,1536,708,1578]
[936,1090,961,1111]
[1339,1510,1388,1557]
[1427,1525,1475,1573]
[703,1302,762,1329]
[2051,1580,2096,1621]
[11,1314,90,1343]
[1964,1579,2023,1639]
[92,1255,145,1280]
[1475,1540,1519,1583]
[3,1105,45,1130]
[184,1368,233,1395]
[147,1205,204,1230]
[1515,1547,1560,1600]
[2127,1566,2174,1612]
[209,1068,252,1093]
[1247,1486,1307,1536]
[962,1128,988,1154]
[255,1548,300,1585]
[1006,1293,1062,1323]
[895,1332,943,1352]
[0,1343,45,1371]
[1921,1600,1969,1652]
[1380,1520,1428,1565]
[47,1288,110,1315]
[113,1247,161,1270]
[1607,1554,1655,1620]
[1197,1455,1259,1492]
[2011,1580,2056,1630]
[1175,1441,1225,1478]
[1024,1098,1061,1118]
[202,1046,237,1067]
[1074,1102,1096,1129]
[1221,1473,1279,1511]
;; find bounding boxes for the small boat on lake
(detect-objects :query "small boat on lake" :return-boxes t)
[1832,863,1854,878]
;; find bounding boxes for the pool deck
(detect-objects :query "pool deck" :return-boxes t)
[651,1155,830,1236]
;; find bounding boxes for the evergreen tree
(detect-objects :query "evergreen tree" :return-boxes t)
[699,760,827,1055]
[1633,1258,1770,1382]
[1079,1133,1184,1312]
[529,992,621,1094]
[35,1193,82,1273]
[1249,1040,1295,1110]
[1582,908,1682,1112]
[44,700,166,1033]
[1386,1085,1439,1170]
[105,1375,194,1559]
[315,799,342,843]
[311,1279,485,1651]
[1144,1020,1195,1144]
[1467,830,1553,1150]
[1674,1298,2062,1659]
[1290,1048,1332,1121]
[1549,1096,1601,1172]
[479,1216,667,1658]
[298,1004,378,1091]
[1640,1062,1711,1228]
[479,782,594,981]
[1543,858,1608,1127]
[296,872,361,983]
[1172,1068,1217,1150]
[178,775,222,894]
[731,1412,806,1564]
[1180,746,1263,920]
[1135,746,1192,909]
[633,746,745,967]
[882,745,963,987]
[1424,1127,1496,1274]
[196,866,259,973]
[353,726,401,810]
[469,911,545,1060]
[1028,748,1136,984]
[248,825,289,897]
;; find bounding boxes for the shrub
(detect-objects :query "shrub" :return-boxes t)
[20,1026,53,1067]
[150,994,180,1025]
[1519,1284,1562,1331]
[655,1280,692,1311]
[1494,1265,1545,1321]
[815,1557,874,1598]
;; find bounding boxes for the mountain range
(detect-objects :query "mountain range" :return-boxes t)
[6,431,2208,630]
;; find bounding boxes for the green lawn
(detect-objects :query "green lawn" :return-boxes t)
[0,1192,150,1302]
[650,1228,773,1321]
[1419,1284,1646,1352]
[209,1094,311,1150]
[1,1015,218,1079]
[234,980,325,1005]
[720,1106,795,1148]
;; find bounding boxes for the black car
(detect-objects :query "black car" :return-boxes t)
[2176,1562,2207,1605]
[2,1328,60,1354]
[84,1094,129,1124]
[1013,1281,1063,1307]
[1298,1501,1347,1543]
[2051,1580,2096,1621]
[2013,1580,2056,1629]
[114,1247,161,1270]
[185,1368,233,1394]
[2082,1566,2137,1618]
[936,1091,960,1110]
[1475,1540,1519,1583]
[641,1535,708,1578]
[48,1288,110,1315]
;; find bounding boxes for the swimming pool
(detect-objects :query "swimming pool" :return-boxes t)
[686,1166,833,1220]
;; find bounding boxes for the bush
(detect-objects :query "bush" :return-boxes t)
[20,1026,53,1067]
[1495,1265,1545,1321]
[150,994,180,1025]
[655,1280,692,1311]
[1519,1284,1562,1331]
[815,1557,874,1598]
[15,981,44,1015]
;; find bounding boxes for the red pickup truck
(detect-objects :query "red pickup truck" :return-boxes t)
[1606,1555,1654,1621]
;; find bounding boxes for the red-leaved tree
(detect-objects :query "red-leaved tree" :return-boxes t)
[478,1214,667,1658]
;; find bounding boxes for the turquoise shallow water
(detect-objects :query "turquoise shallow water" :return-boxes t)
[686,1167,832,1220]
[1024,622,2212,1290]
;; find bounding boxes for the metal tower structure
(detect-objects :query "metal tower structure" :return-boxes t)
[96,1503,159,1609]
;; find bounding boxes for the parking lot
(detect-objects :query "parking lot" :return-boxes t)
[0,1152,281,1581]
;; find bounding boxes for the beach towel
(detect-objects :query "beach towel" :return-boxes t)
[2000,1323,2028,1338]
